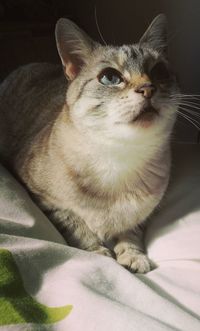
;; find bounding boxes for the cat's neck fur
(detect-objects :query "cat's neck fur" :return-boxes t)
[50,105,169,194]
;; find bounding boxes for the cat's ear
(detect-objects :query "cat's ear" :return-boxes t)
[55,18,95,80]
[139,14,168,54]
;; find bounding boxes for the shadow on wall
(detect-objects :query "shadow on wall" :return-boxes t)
[145,144,200,247]
[0,0,199,142]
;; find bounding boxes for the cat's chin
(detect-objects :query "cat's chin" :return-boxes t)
[132,107,159,128]
[131,105,159,127]
[115,105,159,129]
[116,108,159,130]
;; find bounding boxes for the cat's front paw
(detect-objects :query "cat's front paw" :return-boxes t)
[93,245,114,258]
[117,251,153,273]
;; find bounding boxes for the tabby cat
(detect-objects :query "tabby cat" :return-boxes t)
[0,14,178,273]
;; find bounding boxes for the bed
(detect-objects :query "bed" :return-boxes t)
[0,143,200,331]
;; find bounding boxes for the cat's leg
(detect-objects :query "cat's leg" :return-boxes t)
[47,208,113,257]
[113,226,154,273]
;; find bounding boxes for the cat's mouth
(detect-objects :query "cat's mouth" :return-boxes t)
[115,104,159,127]
[133,105,159,123]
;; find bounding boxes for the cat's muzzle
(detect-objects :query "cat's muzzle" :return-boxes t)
[133,103,159,123]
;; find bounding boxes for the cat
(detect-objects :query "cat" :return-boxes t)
[0,14,178,273]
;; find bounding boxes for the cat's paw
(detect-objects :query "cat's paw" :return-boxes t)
[93,246,114,258]
[117,251,153,273]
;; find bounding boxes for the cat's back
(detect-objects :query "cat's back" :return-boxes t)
[0,62,67,163]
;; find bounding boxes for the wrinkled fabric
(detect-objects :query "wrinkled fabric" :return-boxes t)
[0,144,200,331]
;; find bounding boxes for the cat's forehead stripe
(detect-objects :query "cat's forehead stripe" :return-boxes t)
[120,46,132,58]
[93,45,156,75]
[121,45,138,59]
[114,46,147,72]
[118,48,129,67]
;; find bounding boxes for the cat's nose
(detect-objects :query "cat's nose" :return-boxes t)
[135,83,155,99]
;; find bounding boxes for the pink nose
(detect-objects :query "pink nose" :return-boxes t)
[135,83,155,99]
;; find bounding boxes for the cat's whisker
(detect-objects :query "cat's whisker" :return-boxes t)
[177,110,200,130]
[180,108,200,116]
[178,103,200,111]
[171,99,200,108]
[177,115,200,131]
[178,98,200,103]
[94,6,107,46]
[184,111,200,119]
[170,95,200,105]
[181,97,200,101]
[180,101,200,106]
[178,107,200,120]
[171,93,200,98]
[177,106,200,115]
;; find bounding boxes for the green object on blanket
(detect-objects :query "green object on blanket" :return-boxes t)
[0,248,72,325]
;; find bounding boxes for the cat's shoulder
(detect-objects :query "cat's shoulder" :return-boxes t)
[0,62,66,97]
[5,62,63,83]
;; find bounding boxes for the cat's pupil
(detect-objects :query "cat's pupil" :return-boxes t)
[98,68,123,86]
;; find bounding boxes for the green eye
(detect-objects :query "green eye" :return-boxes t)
[98,68,123,86]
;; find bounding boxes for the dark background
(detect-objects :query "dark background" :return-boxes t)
[0,0,200,142]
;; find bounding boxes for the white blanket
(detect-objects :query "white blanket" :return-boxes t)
[0,144,200,331]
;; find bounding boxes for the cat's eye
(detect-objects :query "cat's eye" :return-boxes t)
[98,68,123,86]
[150,62,170,82]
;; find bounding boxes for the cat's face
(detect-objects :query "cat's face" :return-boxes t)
[56,15,178,143]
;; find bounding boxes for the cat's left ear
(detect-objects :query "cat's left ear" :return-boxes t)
[55,18,96,80]
[139,14,168,54]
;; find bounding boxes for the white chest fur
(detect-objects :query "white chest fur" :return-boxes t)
[62,142,170,242]
[29,118,171,244]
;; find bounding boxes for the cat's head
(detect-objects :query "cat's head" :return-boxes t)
[55,14,178,144]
